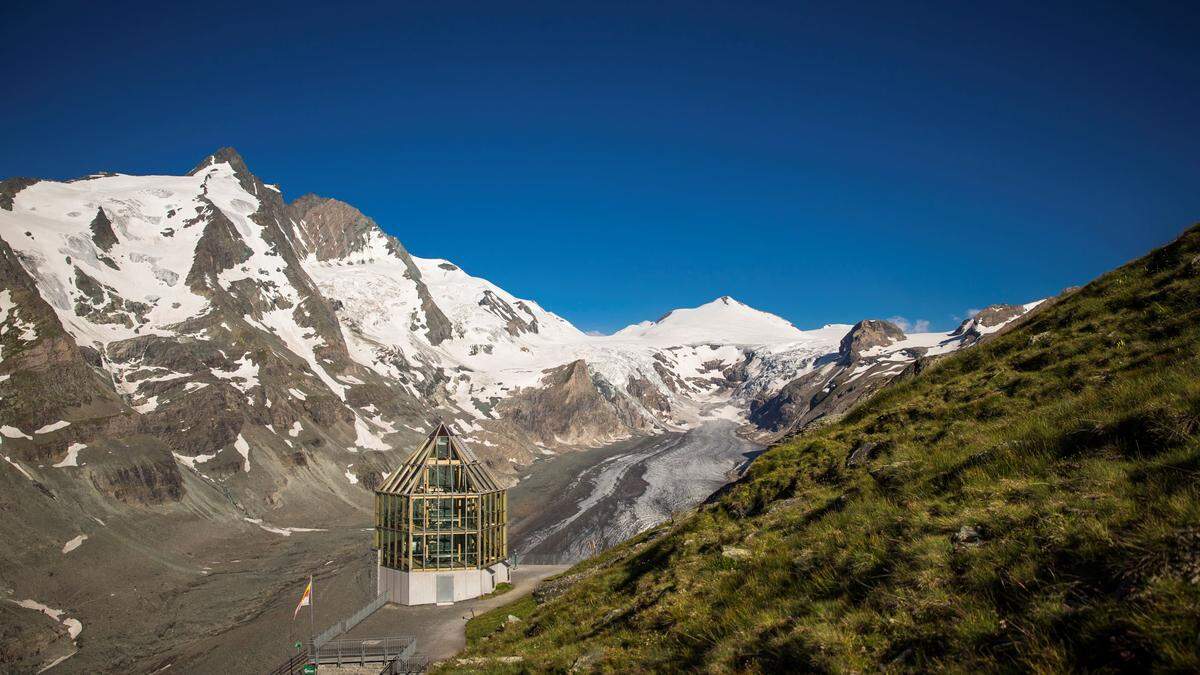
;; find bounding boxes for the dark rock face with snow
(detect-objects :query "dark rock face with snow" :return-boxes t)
[952,304,1027,339]
[839,319,906,363]
[749,303,1048,435]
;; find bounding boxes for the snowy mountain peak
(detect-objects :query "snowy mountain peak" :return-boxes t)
[615,296,805,346]
[188,146,251,178]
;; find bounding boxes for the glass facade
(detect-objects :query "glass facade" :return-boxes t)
[374,432,507,572]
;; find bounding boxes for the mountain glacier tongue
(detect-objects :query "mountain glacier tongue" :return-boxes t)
[0,147,1043,497]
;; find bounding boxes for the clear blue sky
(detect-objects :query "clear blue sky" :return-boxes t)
[2,1,1197,333]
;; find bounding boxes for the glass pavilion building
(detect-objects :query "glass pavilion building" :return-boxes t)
[373,423,510,605]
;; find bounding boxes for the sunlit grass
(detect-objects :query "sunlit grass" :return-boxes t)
[439,225,1200,673]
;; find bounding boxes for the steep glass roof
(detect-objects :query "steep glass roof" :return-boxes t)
[376,423,503,495]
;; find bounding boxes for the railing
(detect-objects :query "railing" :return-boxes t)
[313,591,388,648]
[513,551,576,565]
[267,651,309,675]
[270,588,407,674]
[312,636,416,666]
[380,653,431,674]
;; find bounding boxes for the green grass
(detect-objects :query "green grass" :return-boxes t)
[464,594,537,646]
[481,582,514,598]
[442,224,1200,673]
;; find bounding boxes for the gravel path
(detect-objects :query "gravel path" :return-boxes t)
[337,564,569,664]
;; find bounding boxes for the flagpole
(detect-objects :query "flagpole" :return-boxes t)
[308,574,315,654]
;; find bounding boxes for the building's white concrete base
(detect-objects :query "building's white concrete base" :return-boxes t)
[377,561,511,606]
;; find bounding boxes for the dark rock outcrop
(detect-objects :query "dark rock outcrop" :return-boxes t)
[951,304,1026,339]
[88,207,119,252]
[626,375,671,415]
[495,359,642,447]
[89,454,184,504]
[0,236,128,439]
[839,320,906,364]
[288,193,455,346]
[479,290,539,337]
[185,199,253,293]
[846,441,882,467]
[287,194,384,261]
[0,177,39,211]
[72,267,150,328]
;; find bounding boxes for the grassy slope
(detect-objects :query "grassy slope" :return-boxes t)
[447,225,1200,673]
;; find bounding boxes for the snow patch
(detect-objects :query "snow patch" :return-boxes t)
[213,353,259,393]
[243,517,324,536]
[4,455,34,480]
[1,425,32,439]
[353,416,388,451]
[53,443,87,468]
[10,598,83,641]
[233,434,251,472]
[62,535,87,554]
[34,420,70,434]
[134,396,159,413]
[173,451,217,470]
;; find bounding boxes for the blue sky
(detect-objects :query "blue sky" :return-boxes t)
[2,1,1197,333]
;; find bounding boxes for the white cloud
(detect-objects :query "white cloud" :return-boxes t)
[966,308,981,318]
[887,316,930,333]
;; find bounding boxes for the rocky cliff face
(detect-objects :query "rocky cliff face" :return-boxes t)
[838,319,906,363]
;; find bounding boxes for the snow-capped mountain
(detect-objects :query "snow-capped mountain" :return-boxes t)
[0,148,1045,506]
[614,295,810,344]
[746,303,1046,434]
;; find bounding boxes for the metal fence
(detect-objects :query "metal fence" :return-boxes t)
[267,651,308,675]
[313,591,388,648]
[381,653,431,674]
[512,551,581,565]
[311,636,416,666]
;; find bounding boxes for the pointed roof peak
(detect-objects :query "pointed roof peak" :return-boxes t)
[378,420,502,495]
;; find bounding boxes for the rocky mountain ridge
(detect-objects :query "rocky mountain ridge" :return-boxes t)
[0,148,1046,500]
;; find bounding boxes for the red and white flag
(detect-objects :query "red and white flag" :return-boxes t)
[293,576,313,620]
